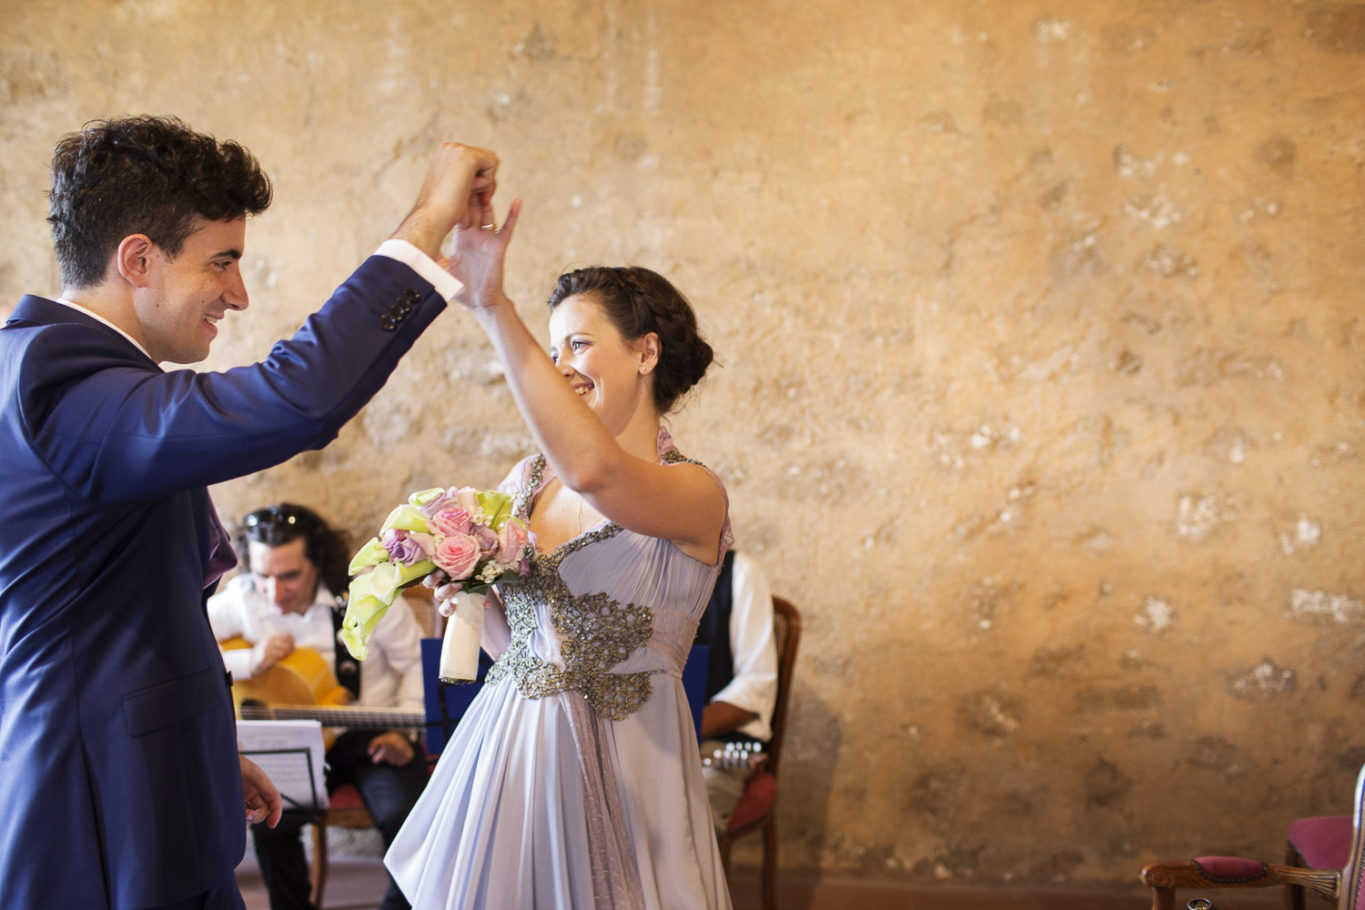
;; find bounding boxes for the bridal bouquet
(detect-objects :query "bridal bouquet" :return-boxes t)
[341,486,532,678]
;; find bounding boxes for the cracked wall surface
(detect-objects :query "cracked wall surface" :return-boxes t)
[2,0,1362,886]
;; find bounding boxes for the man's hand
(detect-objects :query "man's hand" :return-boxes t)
[368,731,416,766]
[241,754,283,828]
[701,700,758,740]
[254,633,294,674]
[392,143,500,262]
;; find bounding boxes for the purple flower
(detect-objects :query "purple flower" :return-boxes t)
[419,488,455,519]
[472,524,499,556]
[381,528,427,566]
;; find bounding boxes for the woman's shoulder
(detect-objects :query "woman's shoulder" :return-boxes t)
[498,452,553,520]
[497,452,546,492]
[660,446,726,496]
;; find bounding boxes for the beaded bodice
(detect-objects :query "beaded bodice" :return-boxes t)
[485,431,731,721]
[488,523,656,720]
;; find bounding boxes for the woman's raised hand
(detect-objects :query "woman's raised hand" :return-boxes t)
[448,196,522,314]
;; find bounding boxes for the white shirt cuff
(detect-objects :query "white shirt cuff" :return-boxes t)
[375,239,463,302]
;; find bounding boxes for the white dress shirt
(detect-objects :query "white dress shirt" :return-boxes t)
[207,574,424,713]
[712,552,779,741]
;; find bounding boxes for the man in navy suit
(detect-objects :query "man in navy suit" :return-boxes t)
[0,116,499,909]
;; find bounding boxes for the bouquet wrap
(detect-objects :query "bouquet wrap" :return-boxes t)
[438,592,485,683]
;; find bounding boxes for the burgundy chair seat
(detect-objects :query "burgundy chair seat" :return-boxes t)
[1192,856,1270,882]
[328,782,366,811]
[1288,815,1353,870]
[727,767,777,832]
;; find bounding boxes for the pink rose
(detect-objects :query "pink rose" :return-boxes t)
[429,507,472,538]
[433,533,481,579]
[496,519,530,567]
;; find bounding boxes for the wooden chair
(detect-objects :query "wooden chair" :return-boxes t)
[308,782,376,908]
[1140,761,1365,910]
[717,595,802,910]
[1285,813,1354,908]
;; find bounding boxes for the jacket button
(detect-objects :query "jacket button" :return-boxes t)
[380,315,398,331]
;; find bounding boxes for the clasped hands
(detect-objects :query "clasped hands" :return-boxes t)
[390,141,520,320]
[393,142,501,264]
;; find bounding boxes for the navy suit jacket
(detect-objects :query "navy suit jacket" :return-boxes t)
[0,255,442,908]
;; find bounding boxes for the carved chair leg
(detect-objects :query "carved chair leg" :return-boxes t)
[1151,886,1175,910]
[310,820,329,909]
[761,816,778,910]
[1284,843,1308,910]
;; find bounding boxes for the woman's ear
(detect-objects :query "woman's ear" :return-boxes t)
[114,234,156,287]
[637,332,660,375]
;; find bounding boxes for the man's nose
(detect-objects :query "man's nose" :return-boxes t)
[225,265,248,311]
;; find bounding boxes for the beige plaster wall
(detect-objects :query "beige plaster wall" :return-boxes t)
[2,0,1362,885]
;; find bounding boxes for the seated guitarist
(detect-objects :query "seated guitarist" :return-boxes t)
[208,503,425,910]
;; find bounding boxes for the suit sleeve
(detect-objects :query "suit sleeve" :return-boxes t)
[20,256,444,504]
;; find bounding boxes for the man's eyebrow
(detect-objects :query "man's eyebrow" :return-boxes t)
[210,248,243,261]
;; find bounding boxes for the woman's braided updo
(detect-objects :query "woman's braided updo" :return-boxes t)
[547,266,714,414]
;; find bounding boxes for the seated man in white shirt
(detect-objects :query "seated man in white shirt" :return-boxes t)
[208,503,425,910]
[694,550,779,831]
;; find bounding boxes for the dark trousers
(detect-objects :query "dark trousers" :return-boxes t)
[151,870,245,909]
[252,731,427,910]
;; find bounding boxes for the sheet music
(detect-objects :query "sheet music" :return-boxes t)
[236,719,328,811]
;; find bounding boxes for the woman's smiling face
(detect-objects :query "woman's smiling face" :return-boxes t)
[548,293,656,434]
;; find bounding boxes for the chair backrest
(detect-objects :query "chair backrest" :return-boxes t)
[765,596,801,777]
[1341,762,1365,909]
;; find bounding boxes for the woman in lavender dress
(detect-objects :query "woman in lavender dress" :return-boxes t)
[385,198,733,909]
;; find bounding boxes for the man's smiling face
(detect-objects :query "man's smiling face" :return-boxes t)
[135,216,249,364]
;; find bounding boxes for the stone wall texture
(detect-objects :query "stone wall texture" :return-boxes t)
[2,0,1362,886]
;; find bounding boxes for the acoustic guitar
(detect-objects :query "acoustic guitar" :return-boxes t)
[219,638,424,740]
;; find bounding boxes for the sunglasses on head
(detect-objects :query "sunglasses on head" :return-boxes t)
[243,505,301,529]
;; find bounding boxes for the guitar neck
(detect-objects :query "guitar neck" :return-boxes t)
[238,704,425,729]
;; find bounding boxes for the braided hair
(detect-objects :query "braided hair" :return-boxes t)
[546,266,714,414]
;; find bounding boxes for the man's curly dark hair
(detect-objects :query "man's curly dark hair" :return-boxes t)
[47,115,272,290]
[234,503,351,599]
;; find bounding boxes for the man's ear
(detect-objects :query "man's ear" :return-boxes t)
[637,332,660,375]
[114,234,156,287]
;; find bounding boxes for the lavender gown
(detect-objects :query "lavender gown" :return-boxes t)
[386,429,733,909]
